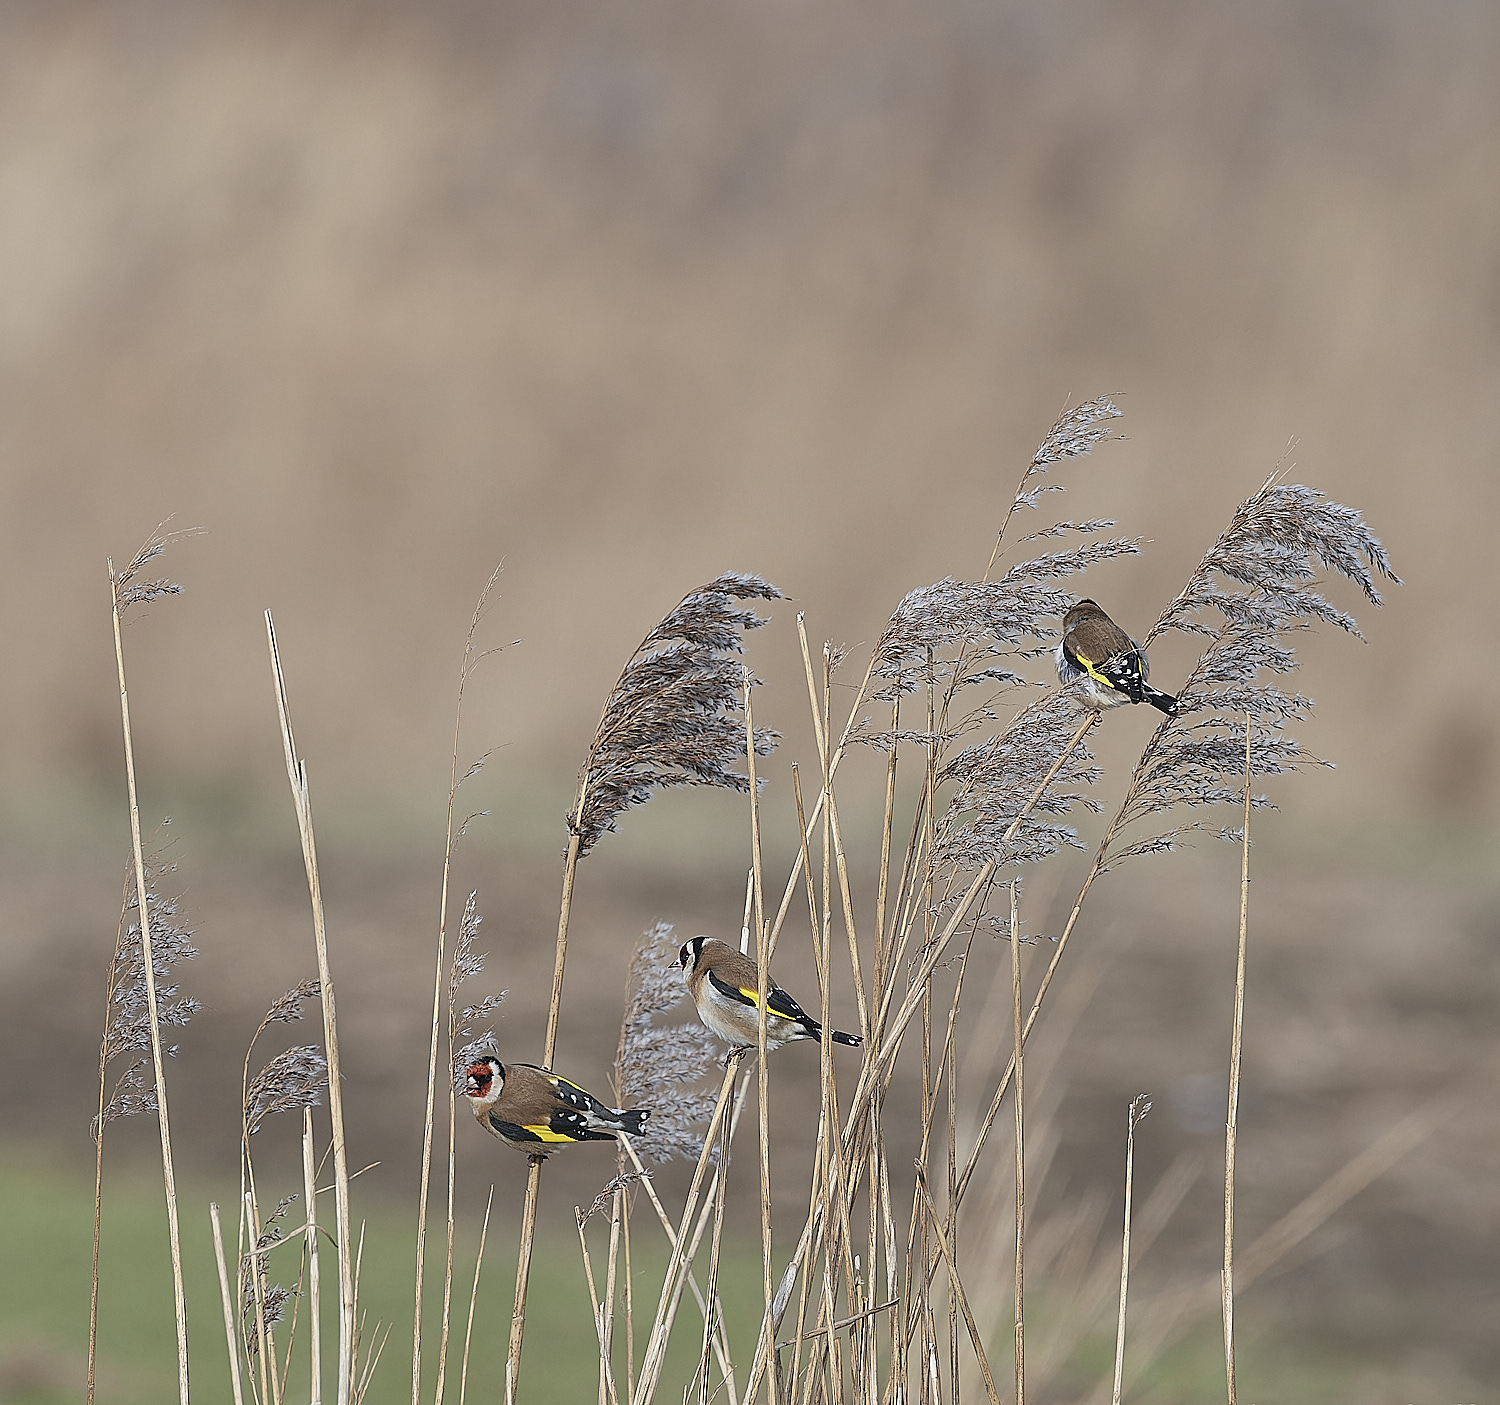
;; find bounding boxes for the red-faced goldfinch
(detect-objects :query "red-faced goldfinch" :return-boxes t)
[1055,599,1179,716]
[462,1056,649,1157]
[677,935,862,1054]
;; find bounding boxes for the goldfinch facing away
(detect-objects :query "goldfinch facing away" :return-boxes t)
[463,1056,649,1157]
[1055,599,1179,716]
[678,935,862,1053]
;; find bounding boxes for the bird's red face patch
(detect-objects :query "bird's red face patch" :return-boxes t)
[464,1063,493,1097]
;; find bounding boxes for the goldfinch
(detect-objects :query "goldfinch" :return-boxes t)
[462,1056,649,1157]
[1055,599,1179,715]
[678,935,862,1054]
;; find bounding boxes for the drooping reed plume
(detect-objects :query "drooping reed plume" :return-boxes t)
[506,573,783,1402]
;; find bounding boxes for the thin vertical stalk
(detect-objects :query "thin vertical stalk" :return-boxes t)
[459,1188,495,1405]
[90,875,132,1405]
[914,1170,1000,1405]
[415,568,500,1405]
[1223,716,1252,1405]
[247,1190,274,1405]
[577,1209,622,1405]
[265,613,354,1405]
[1010,880,1025,1405]
[1111,1096,1150,1405]
[508,821,584,1402]
[210,1204,247,1405]
[745,670,774,1404]
[304,1111,323,1405]
[109,562,189,1405]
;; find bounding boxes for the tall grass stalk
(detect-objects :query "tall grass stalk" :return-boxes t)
[305,1110,324,1405]
[1111,1096,1151,1405]
[210,1202,248,1405]
[1222,716,1252,1404]
[266,611,355,1405]
[1010,880,1026,1405]
[108,554,190,1405]
[414,564,502,1405]
[458,1187,495,1405]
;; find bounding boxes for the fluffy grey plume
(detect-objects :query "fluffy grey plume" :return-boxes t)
[449,892,505,1090]
[245,1046,328,1136]
[573,574,783,855]
[1105,480,1398,864]
[615,922,719,1163]
[1012,397,1123,511]
[112,521,203,612]
[96,855,202,1136]
[933,690,1101,872]
[868,536,1140,713]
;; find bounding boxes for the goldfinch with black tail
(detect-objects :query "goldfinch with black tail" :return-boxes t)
[678,935,863,1055]
[462,1056,649,1158]
[1056,599,1179,716]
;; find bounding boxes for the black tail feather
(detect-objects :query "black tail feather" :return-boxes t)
[831,1028,862,1047]
[1145,685,1179,716]
[620,1108,650,1136]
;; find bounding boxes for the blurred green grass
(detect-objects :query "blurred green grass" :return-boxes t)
[2,1148,1387,1404]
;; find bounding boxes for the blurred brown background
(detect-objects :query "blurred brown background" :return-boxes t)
[2,0,1498,1398]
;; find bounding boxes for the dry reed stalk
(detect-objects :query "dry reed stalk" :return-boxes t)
[245,1189,275,1405]
[1010,881,1025,1405]
[1094,1097,1451,1405]
[914,1168,1000,1405]
[576,1207,622,1405]
[458,1188,495,1405]
[618,1134,740,1393]
[304,1111,323,1405]
[738,714,1097,1405]
[1222,716,1252,1405]
[265,612,356,1405]
[513,575,782,1397]
[693,1103,735,1405]
[211,1203,248,1405]
[744,668,775,1405]
[413,564,502,1405]
[640,1151,736,1405]
[633,1057,744,1403]
[602,1185,622,1405]
[108,557,191,1405]
[1111,1096,1152,1405]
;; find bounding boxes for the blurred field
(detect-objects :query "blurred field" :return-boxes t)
[3,0,1498,1399]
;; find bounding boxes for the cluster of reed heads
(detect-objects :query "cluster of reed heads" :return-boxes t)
[90,398,1404,1405]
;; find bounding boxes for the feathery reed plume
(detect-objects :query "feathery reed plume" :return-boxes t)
[449,893,506,1088]
[982,396,1125,577]
[573,573,784,855]
[1096,479,1401,871]
[246,1047,328,1136]
[508,572,782,1402]
[90,848,200,1405]
[104,523,201,1405]
[933,690,1101,874]
[94,859,202,1136]
[615,923,720,1164]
